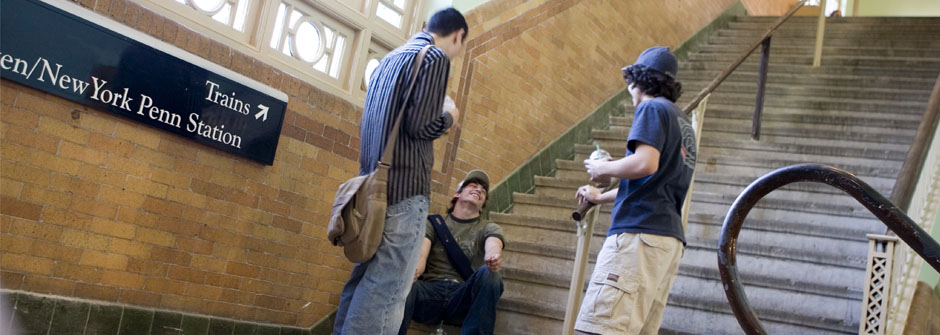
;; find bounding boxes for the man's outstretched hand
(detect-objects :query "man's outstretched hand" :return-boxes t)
[484,252,502,272]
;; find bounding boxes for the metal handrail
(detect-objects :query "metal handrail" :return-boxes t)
[717,164,940,335]
[680,0,808,117]
[890,72,940,213]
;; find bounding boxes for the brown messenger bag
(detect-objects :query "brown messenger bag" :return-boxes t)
[327,45,432,263]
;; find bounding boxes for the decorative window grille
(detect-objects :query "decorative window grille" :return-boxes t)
[270,2,352,80]
[133,0,426,104]
[173,0,250,31]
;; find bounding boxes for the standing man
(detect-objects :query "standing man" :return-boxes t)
[574,47,695,335]
[398,170,505,335]
[334,8,468,335]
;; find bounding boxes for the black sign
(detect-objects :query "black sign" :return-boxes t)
[0,0,288,165]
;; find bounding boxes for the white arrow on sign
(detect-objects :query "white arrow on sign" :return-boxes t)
[255,104,269,122]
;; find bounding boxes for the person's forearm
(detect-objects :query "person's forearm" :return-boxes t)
[484,237,503,256]
[594,189,618,204]
[415,238,432,275]
[599,155,655,180]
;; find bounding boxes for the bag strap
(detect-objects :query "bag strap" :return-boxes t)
[380,45,433,165]
[428,214,475,281]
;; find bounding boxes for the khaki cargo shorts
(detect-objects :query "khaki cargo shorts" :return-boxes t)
[574,232,683,335]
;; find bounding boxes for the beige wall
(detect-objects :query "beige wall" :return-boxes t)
[741,0,797,16]
[855,0,940,16]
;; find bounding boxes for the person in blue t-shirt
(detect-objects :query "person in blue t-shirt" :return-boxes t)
[574,46,696,335]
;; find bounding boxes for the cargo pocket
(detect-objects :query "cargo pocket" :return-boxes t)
[639,233,674,252]
[586,268,639,328]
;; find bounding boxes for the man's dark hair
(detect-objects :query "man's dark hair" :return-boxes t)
[622,65,683,103]
[427,8,468,42]
[446,177,488,214]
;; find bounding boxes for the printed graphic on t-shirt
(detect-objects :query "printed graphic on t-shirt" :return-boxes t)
[677,116,697,169]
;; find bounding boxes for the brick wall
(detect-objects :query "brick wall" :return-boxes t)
[430,0,738,210]
[740,0,801,16]
[0,0,739,328]
[0,0,358,327]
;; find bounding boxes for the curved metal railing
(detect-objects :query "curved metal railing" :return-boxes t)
[717,164,940,334]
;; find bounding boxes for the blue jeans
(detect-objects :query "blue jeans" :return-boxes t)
[334,195,428,335]
[398,266,504,335]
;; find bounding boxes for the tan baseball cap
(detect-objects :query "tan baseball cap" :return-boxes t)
[456,169,490,193]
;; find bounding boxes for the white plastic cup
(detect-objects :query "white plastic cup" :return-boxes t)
[589,144,612,186]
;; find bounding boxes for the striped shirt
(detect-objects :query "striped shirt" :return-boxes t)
[360,31,454,205]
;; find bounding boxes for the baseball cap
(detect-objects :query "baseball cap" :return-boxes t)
[625,46,678,78]
[456,170,490,193]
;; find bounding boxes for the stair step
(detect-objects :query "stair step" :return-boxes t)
[679,70,937,90]
[669,274,860,332]
[693,154,900,179]
[727,21,940,33]
[694,172,894,198]
[689,52,940,70]
[594,128,911,154]
[575,142,907,167]
[601,123,914,148]
[663,294,855,334]
[715,27,940,41]
[698,44,940,58]
[690,202,884,239]
[680,249,866,299]
[699,119,916,144]
[681,80,933,101]
[503,216,870,271]
[680,90,930,112]
[706,35,940,49]
[737,16,940,25]
[613,102,926,125]
[537,165,896,205]
[679,61,940,78]
[693,190,881,220]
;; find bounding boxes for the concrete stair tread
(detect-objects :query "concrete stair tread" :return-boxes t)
[679,62,940,78]
[500,251,863,301]
[669,274,860,327]
[690,154,900,178]
[679,71,937,90]
[727,23,940,33]
[692,172,894,196]
[661,304,854,335]
[665,292,857,334]
[674,90,931,109]
[594,129,912,153]
[705,36,940,49]
[536,168,895,200]
[715,28,940,38]
[691,190,878,220]
[613,104,925,122]
[503,230,867,274]
[679,82,933,101]
[691,50,940,62]
[497,296,564,321]
[700,121,917,144]
[577,141,908,163]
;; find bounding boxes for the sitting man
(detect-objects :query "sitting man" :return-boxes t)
[398,170,506,335]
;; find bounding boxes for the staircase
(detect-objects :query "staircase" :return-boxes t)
[484,16,940,335]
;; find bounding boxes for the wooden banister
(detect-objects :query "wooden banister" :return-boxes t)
[891,72,940,213]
